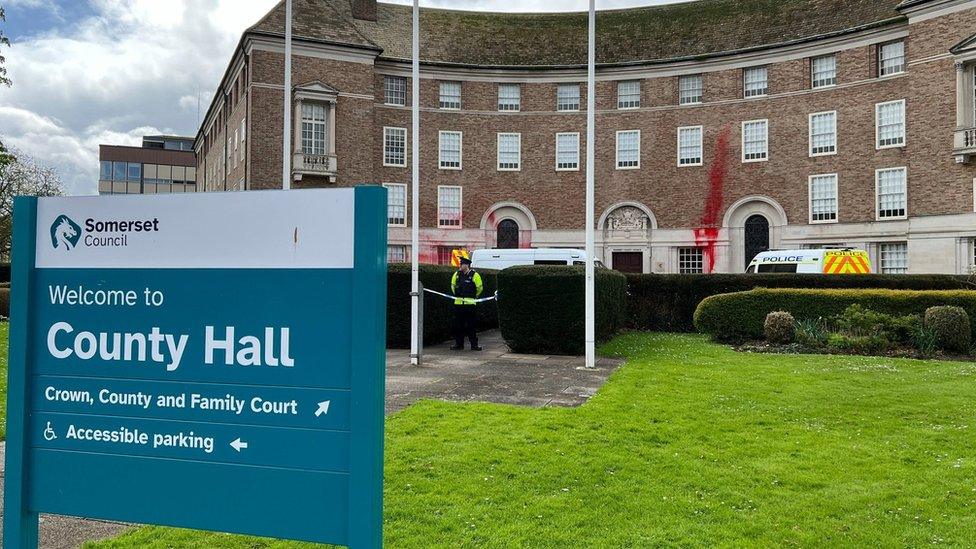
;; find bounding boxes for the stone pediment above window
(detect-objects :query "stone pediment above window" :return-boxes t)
[294,81,339,103]
[951,32,976,59]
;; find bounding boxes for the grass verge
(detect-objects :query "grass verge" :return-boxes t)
[88,333,976,547]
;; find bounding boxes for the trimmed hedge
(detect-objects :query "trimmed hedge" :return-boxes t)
[497,266,627,355]
[628,273,974,332]
[694,288,976,342]
[386,264,498,348]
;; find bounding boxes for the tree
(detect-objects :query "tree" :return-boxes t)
[0,5,11,87]
[0,147,65,260]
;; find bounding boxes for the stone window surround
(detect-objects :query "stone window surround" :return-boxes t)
[290,82,338,180]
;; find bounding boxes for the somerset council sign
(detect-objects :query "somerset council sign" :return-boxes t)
[3,187,387,548]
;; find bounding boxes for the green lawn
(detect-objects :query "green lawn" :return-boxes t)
[77,333,976,546]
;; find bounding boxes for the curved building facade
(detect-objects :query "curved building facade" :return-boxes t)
[195,0,976,274]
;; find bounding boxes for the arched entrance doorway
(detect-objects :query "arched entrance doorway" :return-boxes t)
[744,214,770,268]
[496,219,519,249]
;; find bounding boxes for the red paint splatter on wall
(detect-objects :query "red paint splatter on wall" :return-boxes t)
[693,126,731,273]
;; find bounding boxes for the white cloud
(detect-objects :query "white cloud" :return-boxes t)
[0,0,277,195]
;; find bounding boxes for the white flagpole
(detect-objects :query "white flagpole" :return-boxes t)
[282,0,293,190]
[584,0,596,369]
[410,0,422,365]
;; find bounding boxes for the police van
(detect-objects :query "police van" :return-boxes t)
[470,248,605,270]
[746,248,872,274]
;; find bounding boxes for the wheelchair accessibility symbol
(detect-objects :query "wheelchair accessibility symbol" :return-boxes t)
[43,422,57,441]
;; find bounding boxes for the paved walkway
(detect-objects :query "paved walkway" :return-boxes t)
[386,330,621,413]
[0,330,621,548]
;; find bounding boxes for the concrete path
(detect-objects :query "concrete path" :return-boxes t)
[0,330,621,548]
[386,330,622,414]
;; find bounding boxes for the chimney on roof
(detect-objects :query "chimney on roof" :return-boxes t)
[350,0,377,21]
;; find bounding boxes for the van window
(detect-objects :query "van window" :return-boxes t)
[746,265,756,273]
[757,263,798,273]
[535,260,568,265]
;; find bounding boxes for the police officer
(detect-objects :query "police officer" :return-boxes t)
[451,256,483,351]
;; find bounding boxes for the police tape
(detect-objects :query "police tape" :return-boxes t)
[422,288,498,303]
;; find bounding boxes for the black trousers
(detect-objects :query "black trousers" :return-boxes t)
[454,305,478,348]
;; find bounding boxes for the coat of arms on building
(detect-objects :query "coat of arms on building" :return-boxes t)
[605,206,649,239]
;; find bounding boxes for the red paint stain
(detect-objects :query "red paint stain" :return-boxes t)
[693,126,731,273]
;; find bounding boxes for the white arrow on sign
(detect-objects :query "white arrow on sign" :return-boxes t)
[230,438,248,452]
[315,400,331,417]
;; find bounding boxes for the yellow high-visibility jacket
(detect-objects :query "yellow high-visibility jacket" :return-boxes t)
[450,270,483,305]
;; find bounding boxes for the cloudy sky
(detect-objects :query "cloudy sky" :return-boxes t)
[0,0,682,195]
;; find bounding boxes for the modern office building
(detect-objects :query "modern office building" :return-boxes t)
[194,0,976,274]
[98,135,198,195]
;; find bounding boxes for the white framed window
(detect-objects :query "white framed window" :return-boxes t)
[677,126,703,166]
[439,81,461,110]
[555,132,580,170]
[679,75,703,105]
[879,242,908,274]
[809,111,837,156]
[438,131,462,170]
[437,185,462,228]
[809,173,838,223]
[301,103,327,155]
[497,133,521,171]
[233,129,238,168]
[557,84,580,111]
[678,247,704,274]
[879,41,906,77]
[743,67,768,98]
[617,80,641,109]
[382,183,407,226]
[741,119,768,162]
[876,167,907,220]
[387,245,407,263]
[239,118,246,161]
[876,100,906,149]
[498,84,520,111]
[811,55,837,88]
[384,75,407,106]
[615,130,640,169]
[383,127,407,167]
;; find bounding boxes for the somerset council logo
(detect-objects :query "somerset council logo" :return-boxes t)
[50,214,82,251]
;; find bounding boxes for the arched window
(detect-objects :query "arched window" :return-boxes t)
[496,219,519,249]
[744,214,770,268]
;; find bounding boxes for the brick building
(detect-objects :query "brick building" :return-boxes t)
[194,0,976,274]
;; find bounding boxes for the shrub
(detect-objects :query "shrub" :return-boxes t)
[764,311,795,344]
[795,317,829,348]
[832,304,920,344]
[694,288,976,342]
[497,266,627,355]
[825,333,889,355]
[0,287,8,318]
[911,325,937,356]
[386,264,498,348]
[924,306,971,354]
[627,273,972,333]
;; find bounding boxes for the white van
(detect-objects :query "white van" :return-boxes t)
[746,248,872,274]
[470,248,605,270]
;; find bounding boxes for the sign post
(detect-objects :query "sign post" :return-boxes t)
[3,186,387,548]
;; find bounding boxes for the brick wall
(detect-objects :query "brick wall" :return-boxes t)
[199,6,976,237]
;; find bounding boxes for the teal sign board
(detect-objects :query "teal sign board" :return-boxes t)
[3,187,387,548]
